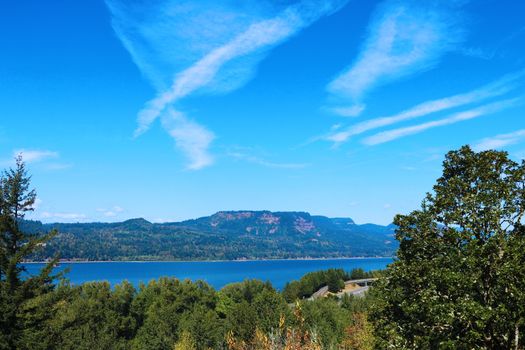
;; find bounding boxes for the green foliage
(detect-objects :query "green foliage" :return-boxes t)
[350,268,367,279]
[0,157,58,349]
[371,146,525,349]
[131,278,220,350]
[9,273,379,350]
[173,331,197,350]
[341,312,375,350]
[326,271,345,293]
[300,298,352,349]
[225,300,257,342]
[45,281,135,349]
[16,274,371,349]
[341,293,375,315]
[219,280,289,342]
[252,288,289,333]
[178,305,223,349]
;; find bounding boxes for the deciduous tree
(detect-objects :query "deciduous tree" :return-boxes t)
[372,146,525,349]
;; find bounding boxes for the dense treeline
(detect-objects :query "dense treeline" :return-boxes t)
[10,277,375,350]
[282,268,379,302]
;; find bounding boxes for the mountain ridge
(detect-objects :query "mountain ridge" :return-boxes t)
[24,210,397,261]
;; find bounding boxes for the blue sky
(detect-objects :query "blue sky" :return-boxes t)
[1,0,524,225]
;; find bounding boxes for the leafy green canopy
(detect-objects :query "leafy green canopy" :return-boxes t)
[372,146,525,349]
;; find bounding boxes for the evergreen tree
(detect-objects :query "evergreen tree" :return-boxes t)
[371,146,525,349]
[0,156,58,349]
[326,270,345,293]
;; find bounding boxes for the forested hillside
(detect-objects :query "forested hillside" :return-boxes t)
[24,211,396,261]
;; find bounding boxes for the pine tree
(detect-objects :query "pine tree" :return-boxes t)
[0,156,58,349]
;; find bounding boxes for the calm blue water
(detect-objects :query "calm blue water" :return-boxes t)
[23,258,392,290]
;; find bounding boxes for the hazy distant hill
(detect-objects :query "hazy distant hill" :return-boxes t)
[24,211,397,261]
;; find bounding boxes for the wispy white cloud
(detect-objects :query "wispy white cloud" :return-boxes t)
[461,25,525,61]
[228,150,309,169]
[113,206,124,213]
[40,212,87,221]
[460,47,497,61]
[43,163,73,171]
[107,0,348,169]
[4,149,71,171]
[327,0,464,116]
[134,10,301,137]
[363,98,520,145]
[327,71,525,143]
[13,149,58,163]
[97,205,125,218]
[473,129,525,151]
[161,110,215,170]
[329,104,365,117]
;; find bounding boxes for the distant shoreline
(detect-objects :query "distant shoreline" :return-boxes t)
[24,256,394,264]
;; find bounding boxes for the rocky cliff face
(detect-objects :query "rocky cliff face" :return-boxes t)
[179,210,393,242]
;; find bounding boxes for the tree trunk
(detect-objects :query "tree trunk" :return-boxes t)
[515,323,519,350]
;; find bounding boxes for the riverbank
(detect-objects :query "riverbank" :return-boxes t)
[24,256,394,264]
